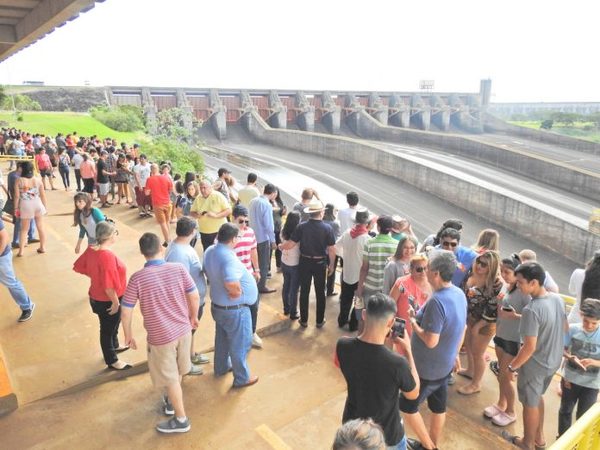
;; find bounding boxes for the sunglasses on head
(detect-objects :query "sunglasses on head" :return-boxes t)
[238,219,249,225]
[441,241,458,248]
[414,266,427,273]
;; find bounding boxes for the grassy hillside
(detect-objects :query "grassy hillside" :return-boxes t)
[0,111,146,143]
[509,120,600,143]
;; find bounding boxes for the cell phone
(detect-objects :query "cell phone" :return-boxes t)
[392,317,406,338]
[200,211,207,215]
[502,305,514,312]
[570,357,587,371]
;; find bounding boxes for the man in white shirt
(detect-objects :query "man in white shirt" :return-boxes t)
[72,151,84,192]
[133,154,152,216]
[338,191,360,235]
[335,209,371,331]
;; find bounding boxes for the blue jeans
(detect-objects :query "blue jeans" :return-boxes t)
[12,216,36,246]
[281,262,299,316]
[211,305,253,386]
[0,249,33,311]
[256,241,271,290]
[388,435,407,450]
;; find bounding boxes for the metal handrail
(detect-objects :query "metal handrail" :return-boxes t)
[549,403,600,449]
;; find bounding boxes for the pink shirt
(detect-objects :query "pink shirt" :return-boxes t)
[122,260,197,346]
[392,274,430,339]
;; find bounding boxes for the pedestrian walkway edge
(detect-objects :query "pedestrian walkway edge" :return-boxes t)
[0,348,18,417]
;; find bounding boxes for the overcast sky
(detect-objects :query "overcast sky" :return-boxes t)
[0,0,598,103]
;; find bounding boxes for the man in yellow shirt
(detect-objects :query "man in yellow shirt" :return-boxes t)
[190,180,232,250]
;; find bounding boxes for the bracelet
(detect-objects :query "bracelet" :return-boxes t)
[508,364,518,373]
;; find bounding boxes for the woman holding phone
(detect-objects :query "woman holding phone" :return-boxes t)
[483,253,530,427]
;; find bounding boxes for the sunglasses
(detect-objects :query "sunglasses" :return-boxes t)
[477,260,489,268]
[238,220,249,225]
[441,241,458,248]
[414,266,427,273]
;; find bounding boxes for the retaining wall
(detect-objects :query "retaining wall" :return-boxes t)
[242,110,600,265]
[352,111,600,201]
[484,113,600,156]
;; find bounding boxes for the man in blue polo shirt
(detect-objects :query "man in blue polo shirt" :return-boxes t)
[204,222,259,388]
[0,216,35,321]
[436,227,476,287]
[248,183,278,294]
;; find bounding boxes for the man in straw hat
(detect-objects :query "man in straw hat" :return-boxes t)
[281,198,336,328]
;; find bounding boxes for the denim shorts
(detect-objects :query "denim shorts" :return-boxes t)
[399,374,450,414]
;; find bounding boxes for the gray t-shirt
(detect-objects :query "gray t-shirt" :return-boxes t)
[519,292,566,375]
[496,288,531,342]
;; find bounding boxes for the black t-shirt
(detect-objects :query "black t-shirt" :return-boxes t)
[291,219,335,257]
[336,337,416,446]
[96,159,108,183]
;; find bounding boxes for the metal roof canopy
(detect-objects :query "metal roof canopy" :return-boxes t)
[0,0,103,63]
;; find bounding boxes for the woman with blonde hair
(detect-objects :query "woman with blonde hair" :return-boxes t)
[14,161,47,256]
[457,250,505,395]
[473,228,500,253]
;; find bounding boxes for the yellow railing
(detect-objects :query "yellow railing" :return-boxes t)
[550,403,600,450]
[0,154,38,174]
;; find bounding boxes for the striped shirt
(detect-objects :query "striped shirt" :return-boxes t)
[363,234,398,292]
[234,227,257,272]
[122,260,197,346]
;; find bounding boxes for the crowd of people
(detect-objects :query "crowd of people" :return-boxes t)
[0,126,599,447]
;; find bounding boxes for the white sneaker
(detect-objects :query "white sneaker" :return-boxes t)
[252,333,263,348]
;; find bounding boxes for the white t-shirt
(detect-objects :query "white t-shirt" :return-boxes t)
[568,268,585,324]
[72,153,84,170]
[133,163,151,187]
[338,206,358,234]
[335,229,371,284]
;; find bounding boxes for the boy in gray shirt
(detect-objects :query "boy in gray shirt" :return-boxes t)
[502,262,566,450]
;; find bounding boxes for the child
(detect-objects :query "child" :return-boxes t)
[558,298,600,436]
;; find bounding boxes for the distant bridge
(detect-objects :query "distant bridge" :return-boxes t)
[489,102,600,116]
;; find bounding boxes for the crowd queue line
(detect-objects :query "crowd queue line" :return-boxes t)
[0,127,599,449]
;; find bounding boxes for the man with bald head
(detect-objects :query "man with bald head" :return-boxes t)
[190,180,232,250]
[145,163,174,247]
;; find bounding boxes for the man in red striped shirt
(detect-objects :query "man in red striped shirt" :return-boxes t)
[232,205,263,348]
[121,232,200,434]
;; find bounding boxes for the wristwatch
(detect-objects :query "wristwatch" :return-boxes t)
[508,364,518,373]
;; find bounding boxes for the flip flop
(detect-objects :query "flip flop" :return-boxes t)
[535,443,546,450]
[457,385,481,395]
[501,431,520,445]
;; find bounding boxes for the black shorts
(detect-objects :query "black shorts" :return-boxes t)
[493,336,520,357]
[40,169,53,177]
[399,373,449,414]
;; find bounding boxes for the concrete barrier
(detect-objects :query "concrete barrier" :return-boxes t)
[241,110,600,265]
[0,352,17,417]
[484,113,600,156]
[352,110,600,201]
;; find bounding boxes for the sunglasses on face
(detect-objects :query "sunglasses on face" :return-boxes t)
[414,266,427,273]
[477,260,489,268]
[441,241,458,248]
[238,220,249,225]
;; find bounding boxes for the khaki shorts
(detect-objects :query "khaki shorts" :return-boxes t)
[154,204,171,224]
[147,332,192,388]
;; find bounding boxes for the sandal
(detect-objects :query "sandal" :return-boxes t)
[36,249,46,254]
[501,431,521,446]
[492,411,516,427]
[457,385,481,395]
[483,404,503,418]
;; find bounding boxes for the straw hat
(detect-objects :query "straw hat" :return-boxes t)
[303,199,325,214]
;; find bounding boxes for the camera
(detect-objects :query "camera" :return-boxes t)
[392,317,406,338]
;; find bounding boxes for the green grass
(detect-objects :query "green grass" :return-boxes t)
[0,111,147,143]
[509,120,600,143]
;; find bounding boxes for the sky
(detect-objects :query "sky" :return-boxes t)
[0,0,598,103]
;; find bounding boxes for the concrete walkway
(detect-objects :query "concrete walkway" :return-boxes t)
[0,166,567,449]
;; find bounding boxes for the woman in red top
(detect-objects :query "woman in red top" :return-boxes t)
[73,221,131,370]
[389,253,432,353]
[34,147,56,191]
